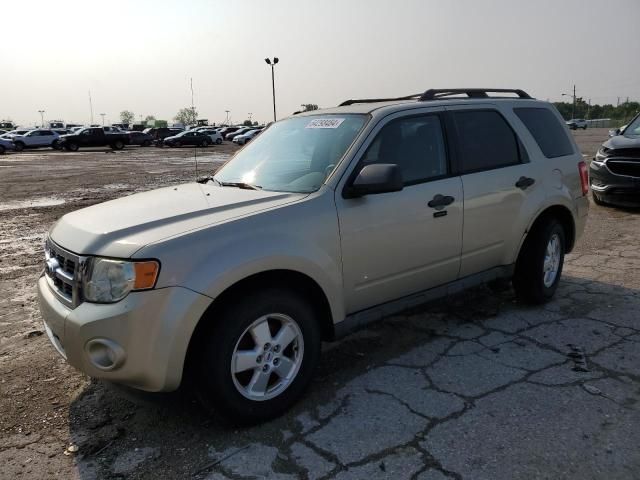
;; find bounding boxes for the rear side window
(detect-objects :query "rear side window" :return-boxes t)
[514,108,574,158]
[453,110,520,173]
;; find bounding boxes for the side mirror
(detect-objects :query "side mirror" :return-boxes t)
[343,163,403,199]
[608,128,621,138]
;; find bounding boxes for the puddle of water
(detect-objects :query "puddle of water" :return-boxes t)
[0,198,65,212]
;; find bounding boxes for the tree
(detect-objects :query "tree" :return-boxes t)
[144,115,156,122]
[174,107,198,126]
[301,104,319,112]
[120,110,135,125]
[242,119,253,126]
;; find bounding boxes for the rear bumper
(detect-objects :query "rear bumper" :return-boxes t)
[589,160,640,206]
[37,276,211,392]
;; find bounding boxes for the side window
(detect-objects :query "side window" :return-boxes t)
[362,115,448,185]
[453,110,520,173]
[514,107,575,158]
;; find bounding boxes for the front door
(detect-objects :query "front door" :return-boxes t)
[336,110,463,314]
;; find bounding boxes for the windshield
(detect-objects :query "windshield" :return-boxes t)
[624,114,640,137]
[214,114,367,193]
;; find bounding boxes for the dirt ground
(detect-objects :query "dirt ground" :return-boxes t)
[1,130,639,479]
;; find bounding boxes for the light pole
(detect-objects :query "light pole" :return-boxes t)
[100,113,105,126]
[225,110,230,125]
[264,57,279,122]
[38,110,45,127]
[562,84,577,119]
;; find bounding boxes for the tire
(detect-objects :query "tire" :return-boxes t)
[0,145,5,155]
[174,141,181,148]
[67,143,79,152]
[13,142,24,152]
[513,218,566,304]
[112,140,124,150]
[142,140,151,147]
[52,140,61,150]
[193,287,321,425]
[215,138,222,145]
[201,139,210,147]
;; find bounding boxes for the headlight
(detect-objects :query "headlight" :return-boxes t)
[82,258,159,303]
[595,147,610,162]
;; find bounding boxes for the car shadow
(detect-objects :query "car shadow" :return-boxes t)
[68,275,638,479]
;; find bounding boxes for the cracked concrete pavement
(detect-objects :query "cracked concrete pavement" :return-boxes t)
[1,130,639,479]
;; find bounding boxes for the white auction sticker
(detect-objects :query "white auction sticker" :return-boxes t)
[306,118,345,129]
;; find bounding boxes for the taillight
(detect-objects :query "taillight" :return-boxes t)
[578,161,589,196]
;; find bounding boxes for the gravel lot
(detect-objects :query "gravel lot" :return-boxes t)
[1,130,639,479]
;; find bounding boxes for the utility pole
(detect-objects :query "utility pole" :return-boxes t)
[225,110,230,125]
[587,99,591,119]
[572,84,576,120]
[100,113,106,126]
[264,57,279,122]
[88,90,94,125]
[38,110,45,127]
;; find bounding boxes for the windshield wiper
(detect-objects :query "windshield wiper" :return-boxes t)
[219,181,262,190]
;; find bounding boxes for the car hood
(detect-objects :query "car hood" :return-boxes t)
[49,183,305,258]
[603,134,640,155]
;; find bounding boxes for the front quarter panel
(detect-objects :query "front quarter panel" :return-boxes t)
[133,191,345,324]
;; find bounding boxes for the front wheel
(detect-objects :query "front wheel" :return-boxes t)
[0,145,5,155]
[194,288,321,425]
[67,143,79,152]
[13,142,24,152]
[215,138,222,145]
[201,139,210,147]
[112,140,124,150]
[513,219,565,304]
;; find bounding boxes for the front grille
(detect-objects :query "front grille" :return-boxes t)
[44,238,85,309]
[607,160,640,178]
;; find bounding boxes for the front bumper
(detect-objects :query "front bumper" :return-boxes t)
[589,160,640,206]
[37,276,211,391]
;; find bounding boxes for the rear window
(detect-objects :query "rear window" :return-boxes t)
[514,108,574,158]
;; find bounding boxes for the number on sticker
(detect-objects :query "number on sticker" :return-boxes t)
[306,118,345,129]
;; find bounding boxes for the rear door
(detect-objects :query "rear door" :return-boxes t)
[446,105,545,277]
[336,108,463,314]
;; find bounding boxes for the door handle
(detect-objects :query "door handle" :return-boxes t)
[428,194,455,209]
[515,176,535,189]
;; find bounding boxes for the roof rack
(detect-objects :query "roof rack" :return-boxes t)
[419,88,532,100]
[338,88,532,106]
[339,94,422,107]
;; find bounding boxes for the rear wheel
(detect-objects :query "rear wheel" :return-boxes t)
[194,287,321,425]
[52,140,62,150]
[513,218,565,304]
[215,138,222,145]
[201,139,210,147]
[111,140,124,150]
[67,143,79,152]
[0,145,5,155]
[142,140,151,147]
[13,142,24,152]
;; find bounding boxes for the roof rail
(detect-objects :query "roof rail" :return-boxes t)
[419,88,532,100]
[339,94,422,107]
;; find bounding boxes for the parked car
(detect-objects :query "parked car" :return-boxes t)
[566,118,587,130]
[1,129,30,139]
[608,124,628,137]
[232,128,262,145]
[590,112,640,207]
[163,130,211,147]
[225,127,253,141]
[143,127,183,145]
[0,137,15,154]
[128,131,154,147]
[37,88,588,424]
[57,127,129,151]
[198,129,223,145]
[217,126,242,138]
[12,129,60,151]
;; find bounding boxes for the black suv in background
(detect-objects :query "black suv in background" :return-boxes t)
[143,127,184,145]
[590,112,640,207]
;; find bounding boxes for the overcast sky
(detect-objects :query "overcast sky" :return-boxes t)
[2,0,639,126]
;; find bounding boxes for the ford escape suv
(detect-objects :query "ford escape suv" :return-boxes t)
[38,88,589,423]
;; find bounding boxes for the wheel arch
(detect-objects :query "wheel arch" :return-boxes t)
[522,204,576,255]
[183,269,335,383]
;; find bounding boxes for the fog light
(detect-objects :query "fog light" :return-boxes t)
[85,338,125,371]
